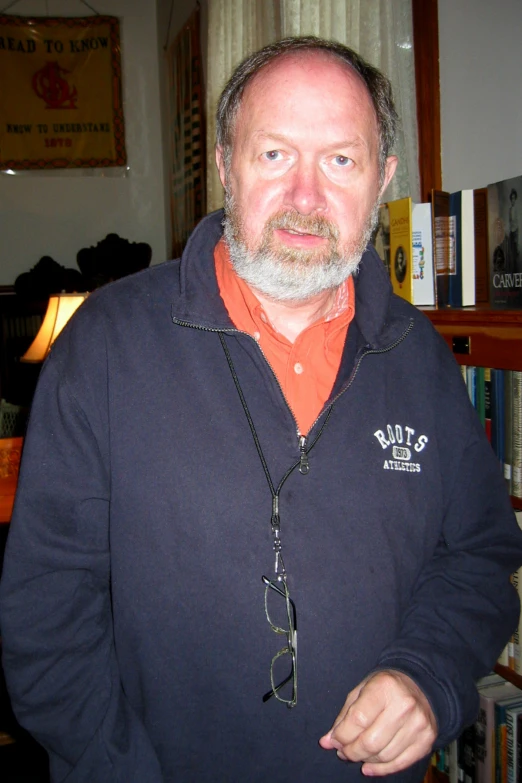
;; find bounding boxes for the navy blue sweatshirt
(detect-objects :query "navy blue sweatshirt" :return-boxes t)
[1,211,521,782]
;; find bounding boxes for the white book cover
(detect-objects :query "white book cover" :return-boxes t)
[475,681,522,783]
[461,189,476,306]
[412,202,435,305]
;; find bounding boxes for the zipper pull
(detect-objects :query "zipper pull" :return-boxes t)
[298,435,310,475]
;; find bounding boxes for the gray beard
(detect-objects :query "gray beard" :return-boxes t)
[223,190,379,302]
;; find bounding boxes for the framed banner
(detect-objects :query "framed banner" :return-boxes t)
[0,15,126,170]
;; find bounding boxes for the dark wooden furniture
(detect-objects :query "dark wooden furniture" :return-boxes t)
[423,307,522,512]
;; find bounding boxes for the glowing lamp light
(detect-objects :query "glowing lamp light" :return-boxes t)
[21,293,88,363]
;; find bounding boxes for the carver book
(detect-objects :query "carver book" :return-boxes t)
[487,175,522,309]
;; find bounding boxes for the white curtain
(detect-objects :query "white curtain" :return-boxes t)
[206,0,420,212]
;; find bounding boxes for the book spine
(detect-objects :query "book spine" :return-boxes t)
[515,713,522,783]
[432,189,451,307]
[475,696,494,783]
[491,369,505,469]
[513,371,522,499]
[515,546,522,676]
[476,367,486,427]
[485,369,492,443]
[461,725,476,783]
[449,191,463,307]
[495,702,506,783]
[467,366,477,409]
[510,570,520,670]
[474,188,490,304]
[504,370,514,493]
[506,709,519,783]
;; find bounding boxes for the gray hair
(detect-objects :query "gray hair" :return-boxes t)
[216,35,398,178]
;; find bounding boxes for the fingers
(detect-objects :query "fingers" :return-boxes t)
[319,682,364,751]
[319,670,437,775]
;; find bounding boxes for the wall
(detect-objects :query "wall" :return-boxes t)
[4,1,518,286]
[0,0,167,285]
[438,0,522,193]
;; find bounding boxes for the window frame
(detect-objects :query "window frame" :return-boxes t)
[412,0,442,201]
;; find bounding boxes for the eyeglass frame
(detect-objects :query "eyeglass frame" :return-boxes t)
[261,574,298,708]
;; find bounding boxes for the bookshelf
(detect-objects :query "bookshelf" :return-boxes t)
[422,307,522,783]
[422,306,522,513]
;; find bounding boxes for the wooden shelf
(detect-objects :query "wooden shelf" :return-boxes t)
[494,663,522,690]
[421,307,522,371]
[423,306,522,510]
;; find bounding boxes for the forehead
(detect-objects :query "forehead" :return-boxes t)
[233,51,379,149]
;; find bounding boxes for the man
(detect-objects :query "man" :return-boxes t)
[1,36,521,783]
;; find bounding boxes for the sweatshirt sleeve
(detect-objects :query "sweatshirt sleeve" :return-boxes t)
[374,409,522,749]
[0,315,163,782]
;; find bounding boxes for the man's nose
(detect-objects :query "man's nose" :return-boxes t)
[284,160,327,215]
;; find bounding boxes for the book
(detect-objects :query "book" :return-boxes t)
[474,188,490,305]
[509,569,519,670]
[517,712,522,783]
[513,512,522,677]
[432,189,452,307]
[495,694,522,783]
[387,197,412,301]
[381,197,436,305]
[490,369,505,470]
[412,201,436,306]
[513,372,522,499]
[485,368,493,444]
[467,366,477,409]
[475,680,522,783]
[506,698,522,783]
[449,190,476,307]
[487,175,522,309]
[474,680,518,783]
[476,367,486,428]
[460,189,476,306]
[447,738,459,783]
[460,725,476,783]
[504,370,514,493]
[447,187,461,307]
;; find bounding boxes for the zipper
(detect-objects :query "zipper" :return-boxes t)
[326,317,415,410]
[172,314,414,472]
[293,317,415,440]
[172,317,303,436]
[298,435,310,475]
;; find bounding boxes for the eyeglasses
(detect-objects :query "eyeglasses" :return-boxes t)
[261,575,297,708]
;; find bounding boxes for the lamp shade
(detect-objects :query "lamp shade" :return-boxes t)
[21,293,88,363]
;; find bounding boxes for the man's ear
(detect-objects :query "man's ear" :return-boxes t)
[215,145,227,189]
[379,155,398,199]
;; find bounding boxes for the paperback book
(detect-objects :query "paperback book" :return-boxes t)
[374,197,435,305]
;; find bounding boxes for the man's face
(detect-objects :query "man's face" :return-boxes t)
[216,52,397,301]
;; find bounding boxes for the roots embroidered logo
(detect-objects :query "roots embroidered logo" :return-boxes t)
[373,424,428,474]
[32,62,78,110]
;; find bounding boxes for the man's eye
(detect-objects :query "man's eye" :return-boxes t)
[333,155,352,167]
[263,150,282,161]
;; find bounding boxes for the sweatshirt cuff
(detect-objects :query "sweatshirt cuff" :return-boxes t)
[372,651,477,748]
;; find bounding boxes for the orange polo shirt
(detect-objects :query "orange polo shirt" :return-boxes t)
[214,239,355,436]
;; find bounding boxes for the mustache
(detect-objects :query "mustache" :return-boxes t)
[264,210,339,240]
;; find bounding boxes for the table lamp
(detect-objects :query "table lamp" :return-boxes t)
[20,293,88,363]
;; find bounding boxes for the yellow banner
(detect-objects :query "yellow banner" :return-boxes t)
[0,15,126,169]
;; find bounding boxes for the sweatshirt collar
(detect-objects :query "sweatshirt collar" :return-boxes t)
[173,209,407,349]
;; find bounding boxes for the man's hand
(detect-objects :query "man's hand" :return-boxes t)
[319,670,437,776]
